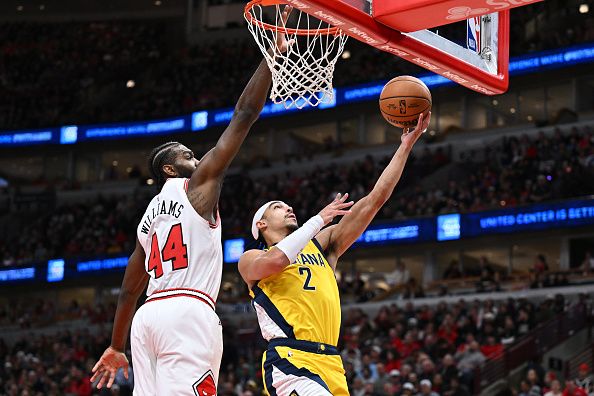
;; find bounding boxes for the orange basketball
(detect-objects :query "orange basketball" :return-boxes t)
[379,76,432,129]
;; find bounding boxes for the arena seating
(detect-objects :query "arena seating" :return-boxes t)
[0,291,590,395]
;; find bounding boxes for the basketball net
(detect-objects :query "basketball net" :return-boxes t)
[245,1,348,109]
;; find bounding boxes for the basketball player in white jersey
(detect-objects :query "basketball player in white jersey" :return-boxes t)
[90,7,294,395]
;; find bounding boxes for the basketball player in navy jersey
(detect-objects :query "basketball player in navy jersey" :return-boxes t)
[90,7,294,396]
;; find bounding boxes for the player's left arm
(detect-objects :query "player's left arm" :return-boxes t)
[189,6,293,184]
[317,113,431,269]
[90,239,148,389]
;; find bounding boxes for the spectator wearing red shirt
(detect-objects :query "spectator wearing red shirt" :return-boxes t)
[575,363,594,395]
[384,349,401,372]
[480,336,503,358]
[438,315,458,345]
[63,366,92,396]
[563,380,588,396]
[397,332,421,359]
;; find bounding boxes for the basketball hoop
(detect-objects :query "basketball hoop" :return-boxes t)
[244,0,348,109]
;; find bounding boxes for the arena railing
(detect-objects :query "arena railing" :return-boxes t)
[475,302,591,394]
[564,342,594,380]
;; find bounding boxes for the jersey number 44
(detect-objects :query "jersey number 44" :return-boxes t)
[147,223,188,278]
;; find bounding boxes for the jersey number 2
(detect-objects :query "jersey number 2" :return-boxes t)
[147,223,188,278]
[298,267,316,291]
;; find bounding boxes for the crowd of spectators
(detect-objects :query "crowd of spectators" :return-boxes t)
[1,0,594,131]
[219,125,594,237]
[0,298,115,330]
[0,326,128,396]
[219,144,452,236]
[0,193,150,267]
[0,292,585,395]
[391,126,594,219]
[0,21,166,130]
[510,362,594,396]
[1,125,593,268]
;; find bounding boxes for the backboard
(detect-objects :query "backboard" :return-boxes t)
[273,0,543,95]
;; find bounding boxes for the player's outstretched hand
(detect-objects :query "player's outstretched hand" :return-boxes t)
[90,346,129,389]
[318,193,354,225]
[275,6,295,53]
[401,111,431,150]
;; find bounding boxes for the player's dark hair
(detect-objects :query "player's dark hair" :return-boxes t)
[256,233,268,250]
[243,232,267,251]
[148,141,180,187]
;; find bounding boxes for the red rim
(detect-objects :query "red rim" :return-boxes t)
[244,0,343,36]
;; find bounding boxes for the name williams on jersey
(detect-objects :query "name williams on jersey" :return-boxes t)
[140,198,184,234]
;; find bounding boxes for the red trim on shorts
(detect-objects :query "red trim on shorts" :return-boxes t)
[184,178,189,192]
[150,287,215,305]
[145,294,214,311]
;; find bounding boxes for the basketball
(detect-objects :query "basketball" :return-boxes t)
[379,76,432,129]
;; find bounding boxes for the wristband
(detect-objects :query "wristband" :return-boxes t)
[275,215,324,263]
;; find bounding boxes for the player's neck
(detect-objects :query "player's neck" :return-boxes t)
[264,229,291,247]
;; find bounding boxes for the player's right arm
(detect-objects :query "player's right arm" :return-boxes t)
[238,194,353,287]
[91,239,148,389]
[238,248,292,286]
[317,112,431,268]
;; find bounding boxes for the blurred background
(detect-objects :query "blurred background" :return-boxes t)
[1,0,594,395]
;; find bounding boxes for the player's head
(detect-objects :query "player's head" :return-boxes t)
[148,141,198,187]
[251,201,298,245]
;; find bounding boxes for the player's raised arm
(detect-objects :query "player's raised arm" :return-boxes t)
[91,239,148,389]
[189,6,293,185]
[238,193,353,286]
[318,112,431,267]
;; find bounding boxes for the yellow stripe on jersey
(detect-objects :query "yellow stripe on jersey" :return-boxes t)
[249,239,341,346]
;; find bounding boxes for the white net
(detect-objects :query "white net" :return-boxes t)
[245,2,348,109]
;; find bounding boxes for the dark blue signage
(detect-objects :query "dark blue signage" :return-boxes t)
[353,218,435,246]
[1,198,593,285]
[463,199,594,237]
[0,267,36,283]
[77,257,128,272]
[437,214,461,241]
[47,259,65,282]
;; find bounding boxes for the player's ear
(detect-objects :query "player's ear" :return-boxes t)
[162,164,177,177]
[256,219,267,234]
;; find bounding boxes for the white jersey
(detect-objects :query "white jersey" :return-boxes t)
[136,177,222,301]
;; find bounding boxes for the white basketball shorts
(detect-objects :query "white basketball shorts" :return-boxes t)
[131,288,223,396]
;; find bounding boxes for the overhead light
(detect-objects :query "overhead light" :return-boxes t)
[492,99,498,106]
[510,107,516,114]
[527,115,533,121]
[126,80,136,88]
[126,167,133,173]
[341,50,351,60]
[579,4,589,13]
[154,0,162,5]
[112,160,119,166]
[147,179,155,185]
[16,5,23,11]
[39,4,45,10]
